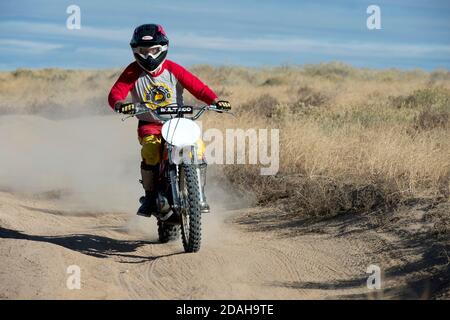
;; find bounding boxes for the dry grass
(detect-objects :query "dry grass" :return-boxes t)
[1,62,449,218]
[194,63,450,217]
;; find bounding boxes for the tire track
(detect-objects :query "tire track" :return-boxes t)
[0,191,383,299]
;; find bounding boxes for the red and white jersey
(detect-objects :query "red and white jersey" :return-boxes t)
[108,59,218,123]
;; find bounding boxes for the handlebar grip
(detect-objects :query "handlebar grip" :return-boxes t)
[214,101,232,111]
[115,102,136,114]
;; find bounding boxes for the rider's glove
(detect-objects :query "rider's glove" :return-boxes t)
[214,100,231,111]
[114,101,135,114]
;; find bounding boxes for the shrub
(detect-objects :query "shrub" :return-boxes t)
[413,109,449,131]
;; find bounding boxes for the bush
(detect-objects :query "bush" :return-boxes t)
[293,86,329,108]
[389,88,450,110]
[413,109,449,131]
[302,61,356,78]
[223,166,401,218]
[237,94,279,119]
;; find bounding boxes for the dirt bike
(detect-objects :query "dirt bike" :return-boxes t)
[120,101,232,253]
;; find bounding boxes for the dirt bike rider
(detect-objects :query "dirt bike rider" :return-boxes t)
[108,24,231,217]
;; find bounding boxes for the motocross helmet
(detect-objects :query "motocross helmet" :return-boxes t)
[130,24,169,73]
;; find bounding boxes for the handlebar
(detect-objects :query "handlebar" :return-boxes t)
[119,101,233,122]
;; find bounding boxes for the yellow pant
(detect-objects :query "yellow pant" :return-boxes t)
[139,135,206,165]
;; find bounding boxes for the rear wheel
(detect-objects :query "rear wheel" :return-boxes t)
[157,221,180,243]
[179,164,202,252]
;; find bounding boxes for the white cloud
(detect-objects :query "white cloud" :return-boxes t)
[1,20,449,62]
[0,21,131,42]
[74,46,129,58]
[171,34,450,58]
[0,39,63,54]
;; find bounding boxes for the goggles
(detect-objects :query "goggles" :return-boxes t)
[133,45,168,59]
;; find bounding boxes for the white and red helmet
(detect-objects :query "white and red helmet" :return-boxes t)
[130,24,169,73]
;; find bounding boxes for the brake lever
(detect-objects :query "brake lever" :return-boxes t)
[121,111,148,121]
[210,106,235,117]
[121,114,134,121]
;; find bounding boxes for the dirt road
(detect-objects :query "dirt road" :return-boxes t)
[0,190,393,299]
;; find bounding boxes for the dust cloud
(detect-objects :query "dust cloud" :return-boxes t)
[0,113,251,242]
[0,114,141,213]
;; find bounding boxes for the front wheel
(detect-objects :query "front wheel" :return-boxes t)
[179,164,202,252]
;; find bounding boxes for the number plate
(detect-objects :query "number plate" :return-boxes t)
[157,106,193,114]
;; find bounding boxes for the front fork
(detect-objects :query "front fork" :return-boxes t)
[167,144,204,214]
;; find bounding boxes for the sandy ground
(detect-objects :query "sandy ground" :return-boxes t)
[0,190,390,299]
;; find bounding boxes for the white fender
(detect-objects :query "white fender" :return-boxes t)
[161,118,201,147]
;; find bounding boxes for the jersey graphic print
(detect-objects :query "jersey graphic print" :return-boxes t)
[143,83,173,109]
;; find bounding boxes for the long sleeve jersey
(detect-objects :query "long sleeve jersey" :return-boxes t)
[108,59,218,124]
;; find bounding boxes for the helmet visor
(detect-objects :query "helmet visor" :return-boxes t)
[133,45,167,59]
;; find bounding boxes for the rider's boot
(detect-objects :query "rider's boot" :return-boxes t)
[199,162,210,213]
[137,162,158,217]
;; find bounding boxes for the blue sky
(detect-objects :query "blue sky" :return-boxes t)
[0,0,449,70]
